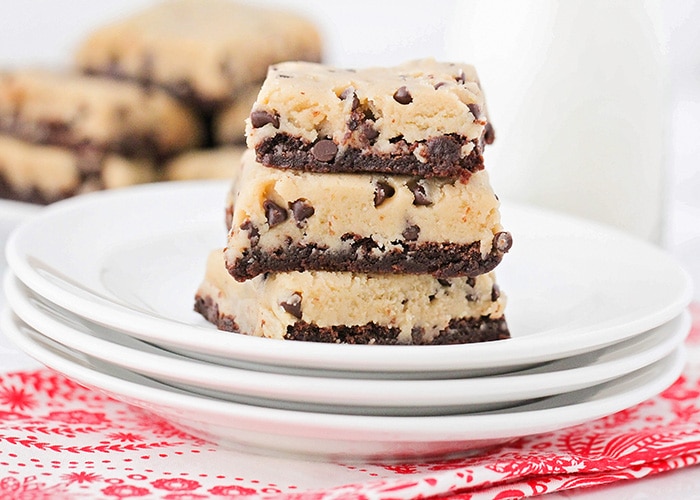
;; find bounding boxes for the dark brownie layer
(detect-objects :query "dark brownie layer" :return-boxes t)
[194,295,240,332]
[0,116,168,160]
[227,232,512,281]
[255,134,485,179]
[84,66,220,114]
[0,171,71,204]
[195,293,510,345]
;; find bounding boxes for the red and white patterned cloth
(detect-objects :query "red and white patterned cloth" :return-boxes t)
[1,304,699,500]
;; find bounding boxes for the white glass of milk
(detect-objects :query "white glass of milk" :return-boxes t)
[446,0,668,244]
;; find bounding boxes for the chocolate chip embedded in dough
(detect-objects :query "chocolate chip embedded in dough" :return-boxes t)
[289,198,315,225]
[491,284,501,301]
[402,224,420,241]
[373,181,395,207]
[493,231,513,253]
[263,200,288,227]
[484,122,495,144]
[240,220,260,246]
[434,81,447,90]
[250,110,280,129]
[455,69,466,84]
[393,86,413,105]
[311,139,337,162]
[339,87,360,110]
[467,103,482,120]
[437,278,451,287]
[407,179,432,206]
[360,122,379,142]
[280,292,303,319]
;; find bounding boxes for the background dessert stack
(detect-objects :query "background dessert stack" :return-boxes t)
[0,69,202,204]
[75,0,323,181]
[195,59,513,345]
[0,0,324,204]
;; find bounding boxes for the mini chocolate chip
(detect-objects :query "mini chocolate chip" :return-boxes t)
[339,88,360,109]
[467,103,482,120]
[240,220,260,246]
[311,139,337,162]
[466,277,476,287]
[437,278,451,287]
[289,198,315,225]
[491,284,501,302]
[493,231,513,253]
[466,293,478,302]
[434,81,447,89]
[428,294,436,302]
[393,86,413,104]
[455,69,466,84]
[263,200,288,227]
[484,122,495,144]
[360,122,379,142]
[402,224,420,241]
[280,292,302,319]
[374,181,395,207]
[407,179,432,206]
[250,110,280,129]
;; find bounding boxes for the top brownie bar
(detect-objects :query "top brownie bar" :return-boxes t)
[246,59,495,179]
[76,0,322,111]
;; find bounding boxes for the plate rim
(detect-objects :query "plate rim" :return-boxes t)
[6,271,690,408]
[4,180,694,372]
[1,306,686,444]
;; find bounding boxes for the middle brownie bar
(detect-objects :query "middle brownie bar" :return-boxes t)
[224,151,512,281]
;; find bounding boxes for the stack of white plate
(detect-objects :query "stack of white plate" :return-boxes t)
[2,181,693,461]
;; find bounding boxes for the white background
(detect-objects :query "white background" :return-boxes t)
[0,2,699,498]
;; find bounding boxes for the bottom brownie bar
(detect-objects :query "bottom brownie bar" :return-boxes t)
[195,250,510,345]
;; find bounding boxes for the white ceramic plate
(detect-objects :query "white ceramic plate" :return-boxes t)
[6,272,689,415]
[5,181,693,374]
[0,199,41,274]
[2,306,685,461]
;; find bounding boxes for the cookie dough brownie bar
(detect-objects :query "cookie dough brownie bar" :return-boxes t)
[0,135,157,204]
[246,59,494,178]
[0,69,204,159]
[76,0,322,111]
[196,250,509,345]
[224,151,512,281]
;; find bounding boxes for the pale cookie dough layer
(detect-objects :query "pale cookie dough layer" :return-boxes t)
[224,151,511,281]
[163,146,246,181]
[213,84,261,145]
[76,0,322,110]
[196,250,509,345]
[0,69,204,157]
[246,59,494,178]
[0,135,157,204]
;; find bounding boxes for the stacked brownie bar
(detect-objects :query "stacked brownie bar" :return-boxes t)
[0,70,203,204]
[195,59,512,345]
[76,0,322,148]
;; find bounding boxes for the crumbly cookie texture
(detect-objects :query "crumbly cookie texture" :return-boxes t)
[213,84,261,145]
[163,146,246,181]
[246,59,494,178]
[0,69,204,158]
[196,250,508,345]
[0,135,157,204]
[76,0,322,110]
[224,151,511,281]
